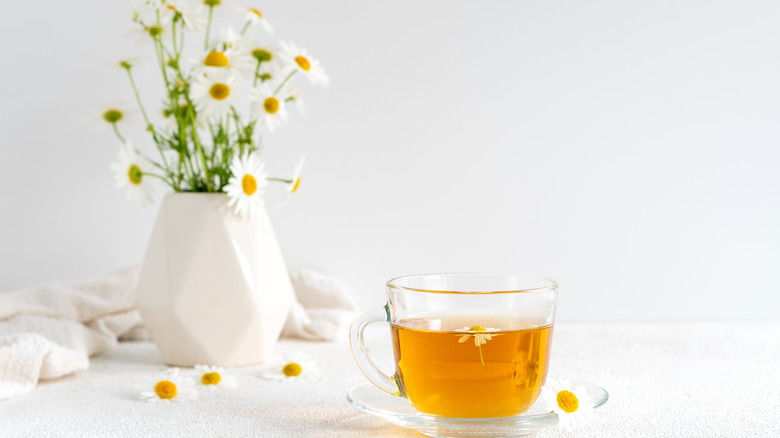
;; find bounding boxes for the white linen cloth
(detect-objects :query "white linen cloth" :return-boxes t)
[0,266,356,400]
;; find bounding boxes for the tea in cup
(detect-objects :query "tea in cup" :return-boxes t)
[349,274,558,418]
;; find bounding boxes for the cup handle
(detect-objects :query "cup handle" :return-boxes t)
[349,306,401,396]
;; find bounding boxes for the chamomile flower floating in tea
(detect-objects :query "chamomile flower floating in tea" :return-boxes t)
[111,142,154,206]
[195,365,238,390]
[456,325,500,366]
[541,378,595,432]
[137,368,197,403]
[225,154,268,219]
[260,353,320,382]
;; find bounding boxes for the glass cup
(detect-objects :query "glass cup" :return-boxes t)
[349,274,558,418]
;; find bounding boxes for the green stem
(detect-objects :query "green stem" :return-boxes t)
[188,107,212,192]
[111,123,126,143]
[240,20,251,36]
[143,172,177,190]
[204,6,214,50]
[253,60,262,87]
[171,16,179,59]
[124,69,152,129]
[274,70,297,95]
[478,345,485,366]
[267,177,293,184]
[124,66,174,187]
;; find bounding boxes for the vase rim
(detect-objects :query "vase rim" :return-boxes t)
[165,192,228,197]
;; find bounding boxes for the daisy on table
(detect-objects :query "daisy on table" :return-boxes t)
[542,378,596,431]
[137,368,197,403]
[225,154,268,220]
[260,352,320,382]
[194,365,238,391]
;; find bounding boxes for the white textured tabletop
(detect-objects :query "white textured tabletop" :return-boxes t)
[1,321,778,437]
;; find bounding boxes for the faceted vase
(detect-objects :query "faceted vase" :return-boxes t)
[134,193,293,366]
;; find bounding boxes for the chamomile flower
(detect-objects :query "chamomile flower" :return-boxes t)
[190,72,244,120]
[278,156,304,208]
[129,22,165,45]
[110,142,154,206]
[285,89,307,116]
[137,368,197,403]
[250,85,289,132]
[117,56,146,73]
[243,41,283,79]
[260,353,319,382]
[162,0,207,31]
[456,326,501,366]
[456,325,500,347]
[132,0,164,23]
[217,26,241,50]
[225,154,268,219]
[103,108,125,125]
[244,7,274,34]
[194,365,238,390]
[192,47,253,78]
[541,378,596,432]
[280,41,329,87]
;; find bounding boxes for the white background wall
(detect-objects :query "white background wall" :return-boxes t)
[0,0,778,322]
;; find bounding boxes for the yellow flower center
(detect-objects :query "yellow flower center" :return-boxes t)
[469,325,487,332]
[263,97,280,114]
[282,362,302,377]
[295,55,311,72]
[209,83,230,100]
[128,164,143,185]
[204,51,229,67]
[242,174,257,195]
[201,372,222,385]
[146,24,163,37]
[249,8,263,18]
[154,380,177,399]
[557,390,579,413]
[291,177,301,194]
[103,109,123,123]
[252,49,272,63]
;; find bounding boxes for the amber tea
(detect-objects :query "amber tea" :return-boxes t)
[350,274,558,419]
[391,315,553,418]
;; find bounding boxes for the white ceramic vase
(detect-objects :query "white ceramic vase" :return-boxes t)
[134,193,294,366]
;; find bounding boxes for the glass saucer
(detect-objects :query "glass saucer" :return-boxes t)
[346,380,608,438]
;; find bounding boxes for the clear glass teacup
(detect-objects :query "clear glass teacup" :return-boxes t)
[349,274,558,418]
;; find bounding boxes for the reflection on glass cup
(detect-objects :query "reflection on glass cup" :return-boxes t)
[349,274,559,418]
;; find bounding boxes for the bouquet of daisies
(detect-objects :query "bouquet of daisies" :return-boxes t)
[104,0,327,218]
